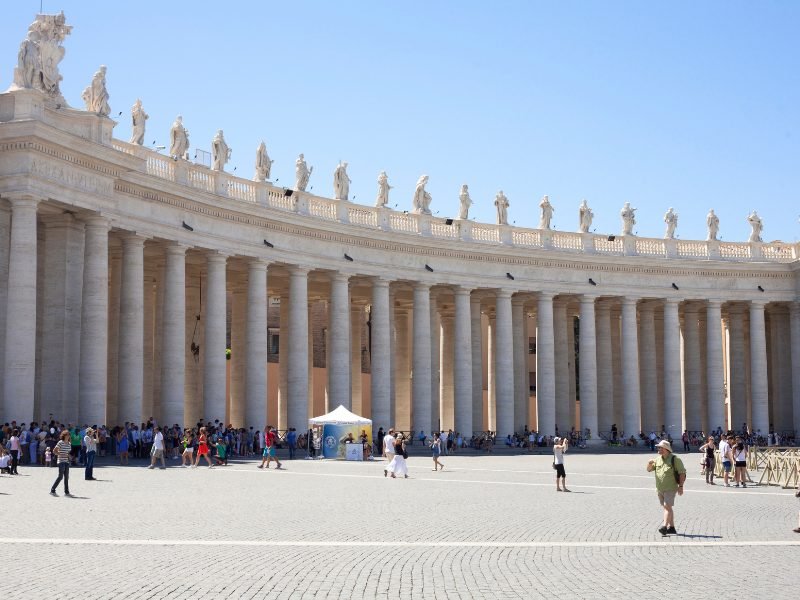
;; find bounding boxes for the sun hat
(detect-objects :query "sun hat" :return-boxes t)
[655,440,672,452]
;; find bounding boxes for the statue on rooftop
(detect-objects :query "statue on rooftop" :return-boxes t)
[458,184,472,220]
[12,12,72,105]
[706,209,719,241]
[539,195,554,229]
[578,199,593,233]
[664,207,678,239]
[620,202,637,236]
[375,171,392,207]
[747,211,763,243]
[81,65,110,116]
[211,130,231,171]
[495,190,509,225]
[254,141,274,182]
[295,154,313,191]
[412,175,432,215]
[169,115,189,160]
[129,99,148,145]
[333,161,351,201]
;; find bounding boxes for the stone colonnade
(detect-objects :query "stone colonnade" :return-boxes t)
[1,195,799,440]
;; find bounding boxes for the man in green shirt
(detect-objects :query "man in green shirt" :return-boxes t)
[647,439,686,536]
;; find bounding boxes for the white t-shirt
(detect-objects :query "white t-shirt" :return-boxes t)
[553,445,565,465]
[383,434,395,455]
[153,431,164,451]
[718,439,731,461]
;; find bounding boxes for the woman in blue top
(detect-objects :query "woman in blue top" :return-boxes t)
[116,428,129,465]
[431,432,444,472]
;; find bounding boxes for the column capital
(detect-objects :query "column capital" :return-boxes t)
[621,297,640,307]
[453,285,473,296]
[413,281,431,292]
[789,301,800,315]
[664,298,681,307]
[164,242,188,257]
[496,289,513,300]
[330,271,350,284]
[749,300,767,310]
[206,251,228,266]
[5,194,41,209]
[120,232,147,247]
[706,299,724,309]
[246,257,269,271]
[537,291,556,301]
[288,265,311,277]
[580,294,599,304]
[83,215,110,231]
[372,277,392,288]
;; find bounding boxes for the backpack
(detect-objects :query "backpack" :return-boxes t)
[670,454,681,484]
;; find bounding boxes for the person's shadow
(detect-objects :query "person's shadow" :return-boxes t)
[674,533,722,539]
[64,495,89,500]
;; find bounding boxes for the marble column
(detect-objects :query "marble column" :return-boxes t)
[706,300,725,432]
[554,298,569,433]
[495,290,514,438]
[774,309,793,430]
[412,283,432,438]
[596,302,614,435]
[579,295,599,439]
[0,204,9,413]
[288,267,310,429]
[567,307,577,430]
[152,261,165,421]
[454,287,473,436]
[394,308,410,431]
[230,280,247,426]
[621,298,641,437]
[3,197,39,422]
[440,313,455,431]
[536,293,556,435]
[512,298,527,434]
[610,308,623,427]
[430,295,441,432]
[142,266,156,421]
[184,265,202,424]
[682,305,703,432]
[244,260,268,429]
[351,304,363,415]
[159,244,186,428]
[203,253,228,421]
[487,316,496,431]
[663,299,682,440]
[370,278,391,431]
[470,296,484,432]
[749,301,769,435]
[79,217,109,426]
[118,234,145,424]
[790,303,800,437]
[328,273,351,410]
[728,306,748,431]
[278,292,289,429]
[639,303,658,433]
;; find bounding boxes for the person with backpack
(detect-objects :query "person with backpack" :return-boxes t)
[647,440,686,536]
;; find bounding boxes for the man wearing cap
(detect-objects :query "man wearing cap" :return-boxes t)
[84,427,99,480]
[647,440,686,536]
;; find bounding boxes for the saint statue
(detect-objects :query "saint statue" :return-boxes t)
[12,12,72,105]
[81,65,110,116]
[412,175,432,214]
[539,195,554,229]
[254,141,274,182]
[333,161,351,201]
[458,184,472,220]
[169,115,189,160]
[706,209,719,241]
[129,99,148,145]
[620,202,637,236]
[494,190,509,225]
[578,199,593,233]
[295,154,313,191]
[747,211,763,243]
[664,207,678,239]
[375,171,392,207]
[211,130,231,171]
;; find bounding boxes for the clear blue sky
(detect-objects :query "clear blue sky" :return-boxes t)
[2,1,798,242]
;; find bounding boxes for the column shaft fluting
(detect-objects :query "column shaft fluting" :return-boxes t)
[495,290,514,438]
[203,253,228,421]
[118,234,145,423]
[278,293,289,429]
[639,304,658,433]
[454,288,473,436]
[370,279,391,431]
[160,245,186,428]
[554,299,569,432]
[351,305,363,414]
[440,315,455,431]
[749,302,769,435]
[230,283,247,427]
[663,299,682,440]
[536,293,556,435]
[430,295,441,431]
[412,284,432,438]
[682,305,702,432]
[287,267,309,429]
[245,260,268,429]
[3,197,39,422]
[394,309,410,431]
[706,301,725,432]
[579,296,598,438]
[512,299,527,434]
[470,297,484,432]
[790,303,800,437]
[728,308,747,430]
[596,303,613,435]
[621,298,641,437]
[328,273,351,410]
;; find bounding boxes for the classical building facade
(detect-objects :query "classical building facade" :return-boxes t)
[1,16,799,441]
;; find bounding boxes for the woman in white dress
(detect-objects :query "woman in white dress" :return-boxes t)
[386,433,408,478]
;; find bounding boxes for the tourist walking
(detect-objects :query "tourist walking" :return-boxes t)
[83,427,98,480]
[431,432,444,471]
[181,430,194,467]
[193,427,214,468]
[148,426,166,469]
[553,436,570,492]
[383,427,396,477]
[647,440,686,536]
[733,436,748,488]
[50,430,73,496]
[718,434,733,486]
[386,433,408,478]
[258,426,283,469]
[699,436,716,484]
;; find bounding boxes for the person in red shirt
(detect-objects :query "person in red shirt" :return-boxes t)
[258,425,283,470]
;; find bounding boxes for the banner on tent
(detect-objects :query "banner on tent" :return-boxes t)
[321,424,373,459]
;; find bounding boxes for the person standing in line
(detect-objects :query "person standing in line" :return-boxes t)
[733,436,748,488]
[50,431,73,497]
[287,428,297,460]
[84,427,98,480]
[718,434,733,487]
[431,432,445,472]
[383,427,396,477]
[553,437,570,492]
[193,427,214,468]
[148,426,166,470]
[7,429,21,475]
[647,440,686,536]
[699,436,716,485]
[258,426,283,469]
[116,427,129,465]
[386,433,408,479]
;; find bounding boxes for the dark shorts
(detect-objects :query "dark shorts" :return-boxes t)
[722,460,732,472]
[555,464,566,478]
[735,460,746,468]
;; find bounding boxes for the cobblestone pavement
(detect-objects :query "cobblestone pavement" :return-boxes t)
[1,452,798,599]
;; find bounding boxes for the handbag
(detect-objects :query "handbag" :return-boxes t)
[552,461,557,470]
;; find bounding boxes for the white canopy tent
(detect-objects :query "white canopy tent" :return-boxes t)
[308,405,372,459]
[309,405,372,426]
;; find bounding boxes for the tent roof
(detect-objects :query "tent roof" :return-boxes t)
[309,404,372,425]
